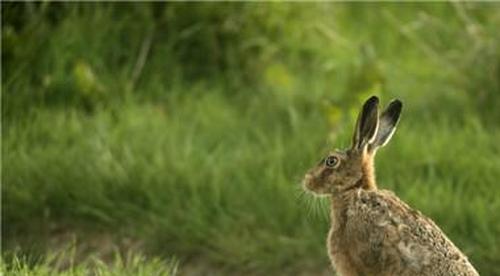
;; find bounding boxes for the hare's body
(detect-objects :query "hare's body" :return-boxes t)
[328,188,478,276]
[302,96,478,275]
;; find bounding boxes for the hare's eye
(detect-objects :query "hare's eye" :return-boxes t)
[325,156,339,168]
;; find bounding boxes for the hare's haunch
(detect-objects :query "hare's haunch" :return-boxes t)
[302,96,478,276]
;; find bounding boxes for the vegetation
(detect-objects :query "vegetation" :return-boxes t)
[2,2,500,275]
[2,252,177,276]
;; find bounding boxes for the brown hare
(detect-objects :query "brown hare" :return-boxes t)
[303,96,479,276]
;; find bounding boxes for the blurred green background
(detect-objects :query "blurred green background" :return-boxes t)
[2,2,500,275]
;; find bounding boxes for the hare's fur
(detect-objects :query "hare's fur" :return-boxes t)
[303,97,478,276]
[329,188,477,276]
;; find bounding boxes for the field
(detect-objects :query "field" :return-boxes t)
[2,3,500,275]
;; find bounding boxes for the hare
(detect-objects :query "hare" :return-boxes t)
[302,96,479,276]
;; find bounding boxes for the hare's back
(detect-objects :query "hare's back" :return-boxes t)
[342,189,478,275]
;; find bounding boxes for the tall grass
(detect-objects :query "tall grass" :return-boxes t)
[4,89,500,274]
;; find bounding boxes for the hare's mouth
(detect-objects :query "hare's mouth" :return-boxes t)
[302,174,330,195]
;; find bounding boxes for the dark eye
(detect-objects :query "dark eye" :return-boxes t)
[325,156,339,168]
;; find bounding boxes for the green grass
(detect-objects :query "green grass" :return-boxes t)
[4,90,500,274]
[2,2,500,275]
[1,253,177,276]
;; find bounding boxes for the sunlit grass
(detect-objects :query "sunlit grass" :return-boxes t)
[1,253,177,276]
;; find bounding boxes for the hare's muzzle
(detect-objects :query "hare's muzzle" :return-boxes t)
[302,173,316,191]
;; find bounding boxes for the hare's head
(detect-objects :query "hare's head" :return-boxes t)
[303,96,403,196]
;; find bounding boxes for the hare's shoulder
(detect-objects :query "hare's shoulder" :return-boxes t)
[344,188,476,274]
[350,188,458,253]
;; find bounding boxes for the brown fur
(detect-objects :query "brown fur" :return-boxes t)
[360,151,376,190]
[302,97,478,276]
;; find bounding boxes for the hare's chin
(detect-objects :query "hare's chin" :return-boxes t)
[309,191,330,197]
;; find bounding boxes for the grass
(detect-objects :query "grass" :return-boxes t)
[3,89,500,274]
[2,2,500,275]
[1,252,177,276]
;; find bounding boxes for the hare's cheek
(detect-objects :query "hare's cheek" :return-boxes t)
[320,168,334,180]
[321,169,337,184]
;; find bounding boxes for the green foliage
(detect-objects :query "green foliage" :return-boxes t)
[2,2,500,275]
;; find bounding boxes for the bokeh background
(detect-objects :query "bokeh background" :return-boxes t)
[2,2,500,275]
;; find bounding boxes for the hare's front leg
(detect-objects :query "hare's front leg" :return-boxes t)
[327,228,363,276]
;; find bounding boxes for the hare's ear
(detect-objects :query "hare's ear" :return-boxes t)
[368,99,402,152]
[352,96,379,151]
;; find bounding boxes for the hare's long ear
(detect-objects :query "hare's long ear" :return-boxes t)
[351,96,379,151]
[368,99,402,152]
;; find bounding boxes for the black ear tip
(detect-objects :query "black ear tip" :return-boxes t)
[385,99,403,118]
[391,99,403,111]
[365,96,379,107]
